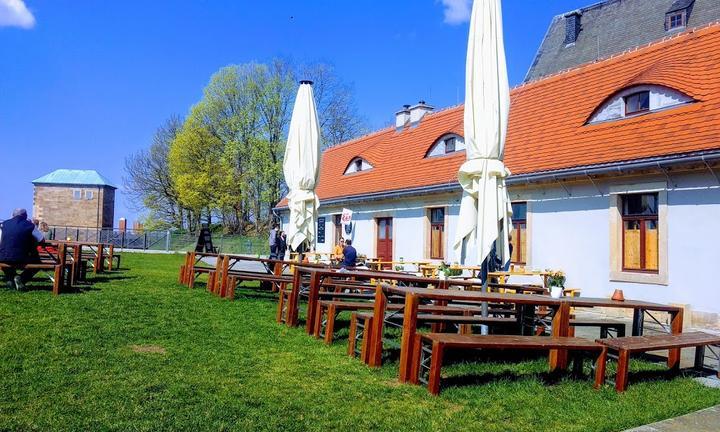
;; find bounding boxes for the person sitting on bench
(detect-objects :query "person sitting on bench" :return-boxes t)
[341,239,357,269]
[0,208,45,291]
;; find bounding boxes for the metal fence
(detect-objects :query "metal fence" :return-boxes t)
[49,226,267,255]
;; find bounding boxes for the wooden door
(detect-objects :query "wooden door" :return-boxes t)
[376,218,393,263]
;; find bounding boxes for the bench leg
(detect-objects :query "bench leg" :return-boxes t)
[594,348,607,389]
[348,313,358,356]
[360,317,372,363]
[314,304,325,339]
[409,334,423,385]
[179,265,185,284]
[277,290,287,323]
[324,305,337,345]
[53,265,63,295]
[615,349,630,392]
[427,341,445,396]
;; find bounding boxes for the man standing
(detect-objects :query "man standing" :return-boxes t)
[341,239,357,268]
[0,209,45,291]
[268,223,279,259]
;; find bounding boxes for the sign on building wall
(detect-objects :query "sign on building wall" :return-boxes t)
[341,208,353,225]
[317,217,326,244]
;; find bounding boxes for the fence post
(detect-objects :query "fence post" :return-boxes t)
[165,230,171,252]
[143,232,148,250]
[76,228,80,241]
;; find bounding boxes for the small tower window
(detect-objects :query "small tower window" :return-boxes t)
[72,189,82,200]
[85,190,94,200]
[354,159,362,171]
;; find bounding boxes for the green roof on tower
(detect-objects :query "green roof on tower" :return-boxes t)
[32,169,116,189]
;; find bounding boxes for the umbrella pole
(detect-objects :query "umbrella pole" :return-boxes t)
[481,257,489,335]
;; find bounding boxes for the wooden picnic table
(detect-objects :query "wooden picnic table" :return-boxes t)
[283,266,481,333]
[367,284,684,382]
[488,270,552,287]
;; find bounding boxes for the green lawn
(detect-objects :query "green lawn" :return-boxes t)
[1,253,718,431]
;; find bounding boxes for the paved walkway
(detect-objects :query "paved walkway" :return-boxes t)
[625,405,720,431]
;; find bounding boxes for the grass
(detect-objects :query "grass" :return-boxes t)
[0,253,718,431]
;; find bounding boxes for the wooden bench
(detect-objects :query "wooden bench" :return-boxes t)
[317,300,508,344]
[411,334,607,395]
[346,311,518,359]
[596,332,720,392]
[0,244,70,295]
[570,319,626,339]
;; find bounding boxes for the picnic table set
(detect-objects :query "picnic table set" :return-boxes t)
[180,251,720,394]
[1,239,120,295]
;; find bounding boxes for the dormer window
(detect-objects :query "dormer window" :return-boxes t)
[624,91,650,116]
[426,134,465,158]
[587,85,693,125]
[666,11,685,30]
[344,157,372,175]
[665,0,694,31]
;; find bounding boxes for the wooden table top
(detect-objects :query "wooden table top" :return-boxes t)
[382,285,562,306]
[381,285,681,312]
[597,332,720,352]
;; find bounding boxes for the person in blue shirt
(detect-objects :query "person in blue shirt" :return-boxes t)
[0,209,45,291]
[341,239,357,268]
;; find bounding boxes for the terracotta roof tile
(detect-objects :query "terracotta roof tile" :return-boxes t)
[278,24,720,207]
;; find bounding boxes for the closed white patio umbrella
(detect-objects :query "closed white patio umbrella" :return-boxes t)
[453,0,512,269]
[283,80,321,252]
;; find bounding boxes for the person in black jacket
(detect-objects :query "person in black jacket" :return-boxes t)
[276,231,287,261]
[0,209,44,291]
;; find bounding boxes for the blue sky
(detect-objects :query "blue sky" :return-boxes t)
[0,0,593,224]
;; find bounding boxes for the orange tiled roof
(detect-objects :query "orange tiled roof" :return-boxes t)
[279,24,720,207]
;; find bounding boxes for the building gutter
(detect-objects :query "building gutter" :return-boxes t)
[273,150,720,211]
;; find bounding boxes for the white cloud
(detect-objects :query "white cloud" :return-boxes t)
[440,0,471,25]
[0,0,35,29]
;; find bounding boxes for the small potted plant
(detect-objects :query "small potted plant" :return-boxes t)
[546,270,566,298]
[438,262,450,280]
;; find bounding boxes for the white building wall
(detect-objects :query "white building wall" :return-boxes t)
[280,168,720,319]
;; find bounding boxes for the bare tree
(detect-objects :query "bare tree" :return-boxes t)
[299,63,367,148]
[123,116,190,229]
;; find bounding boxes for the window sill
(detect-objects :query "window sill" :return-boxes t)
[610,270,668,286]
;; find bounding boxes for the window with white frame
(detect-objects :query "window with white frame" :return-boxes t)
[344,157,373,175]
[609,183,668,285]
[588,85,693,124]
[85,190,94,200]
[426,134,466,157]
[72,189,82,200]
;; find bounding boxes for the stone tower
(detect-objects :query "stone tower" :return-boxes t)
[32,169,116,228]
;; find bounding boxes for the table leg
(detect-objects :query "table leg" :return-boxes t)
[668,308,684,370]
[549,302,570,371]
[398,293,420,383]
[631,308,645,336]
[305,272,321,335]
[367,284,388,367]
[286,270,302,327]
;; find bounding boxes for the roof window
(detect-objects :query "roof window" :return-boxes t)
[426,134,466,158]
[344,157,373,175]
[587,85,693,124]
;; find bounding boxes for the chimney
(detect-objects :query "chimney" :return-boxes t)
[564,11,582,44]
[118,217,127,232]
[409,100,434,125]
[395,104,411,130]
